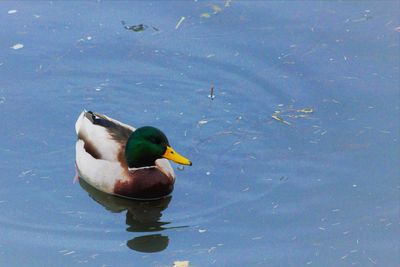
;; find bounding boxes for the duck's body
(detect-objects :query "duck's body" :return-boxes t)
[75,111,191,200]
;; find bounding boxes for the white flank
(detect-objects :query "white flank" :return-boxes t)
[75,140,122,193]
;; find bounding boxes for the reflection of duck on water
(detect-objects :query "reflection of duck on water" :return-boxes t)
[80,179,186,253]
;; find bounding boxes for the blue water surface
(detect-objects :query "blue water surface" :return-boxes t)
[0,1,399,266]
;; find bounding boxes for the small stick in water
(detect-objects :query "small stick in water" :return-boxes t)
[208,86,215,100]
[175,16,185,30]
[271,114,291,125]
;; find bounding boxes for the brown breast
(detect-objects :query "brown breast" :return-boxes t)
[113,167,175,200]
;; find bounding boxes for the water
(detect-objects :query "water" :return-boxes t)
[0,1,399,266]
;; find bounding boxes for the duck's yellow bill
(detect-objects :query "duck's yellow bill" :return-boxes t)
[163,146,192,166]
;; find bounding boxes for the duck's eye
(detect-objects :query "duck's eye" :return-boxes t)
[151,137,161,144]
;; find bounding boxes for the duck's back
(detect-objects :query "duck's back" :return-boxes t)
[75,111,135,162]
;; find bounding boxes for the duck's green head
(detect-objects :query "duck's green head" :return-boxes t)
[125,126,192,168]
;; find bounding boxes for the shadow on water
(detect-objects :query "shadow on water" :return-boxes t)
[79,179,186,253]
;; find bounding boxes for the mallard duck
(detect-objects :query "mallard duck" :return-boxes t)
[75,111,192,200]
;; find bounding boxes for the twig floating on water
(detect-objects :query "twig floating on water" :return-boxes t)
[175,16,185,30]
[271,114,291,125]
[208,86,215,100]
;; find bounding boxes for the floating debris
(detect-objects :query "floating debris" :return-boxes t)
[11,43,24,50]
[175,16,185,30]
[121,21,158,32]
[198,229,207,233]
[201,2,231,19]
[19,170,33,177]
[210,4,222,14]
[395,26,400,32]
[208,246,217,253]
[200,13,211,18]
[208,86,215,100]
[198,119,209,125]
[63,251,76,256]
[279,176,288,181]
[297,107,314,113]
[173,261,190,267]
[224,0,232,7]
[367,257,377,265]
[271,114,291,125]
[271,105,315,125]
[122,21,146,32]
[8,10,17,14]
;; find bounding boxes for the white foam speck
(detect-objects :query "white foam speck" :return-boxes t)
[11,43,24,50]
[8,10,17,14]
